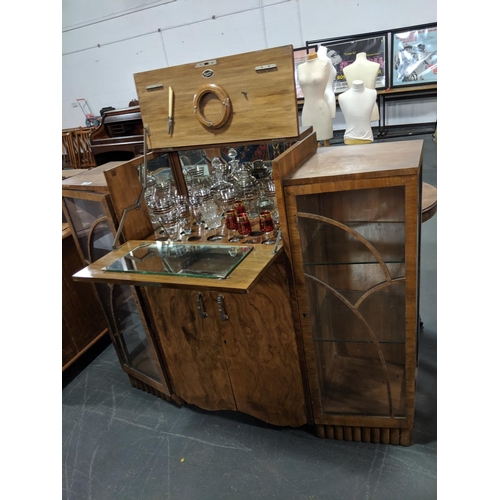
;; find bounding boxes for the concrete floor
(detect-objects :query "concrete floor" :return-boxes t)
[62,133,437,500]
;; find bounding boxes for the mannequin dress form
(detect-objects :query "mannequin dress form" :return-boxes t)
[317,45,337,118]
[338,80,377,144]
[298,53,333,142]
[343,52,380,121]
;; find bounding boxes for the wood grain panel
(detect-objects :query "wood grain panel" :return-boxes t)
[402,174,420,434]
[104,161,154,242]
[283,140,423,186]
[272,130,317,261]
[62,169,89,180]
[215,261,307,427]
[134,46,299,149]
[61,161,127,192]
[61,156,156,193]
[62,226,108,370]
[143,286,236,411]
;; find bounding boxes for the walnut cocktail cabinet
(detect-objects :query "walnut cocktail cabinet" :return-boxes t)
[74,242,308,428]
[282,140,423,445]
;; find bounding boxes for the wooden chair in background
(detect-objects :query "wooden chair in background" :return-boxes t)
[72,128,97,168]
[62,131,78,168]
[62,128,97,169]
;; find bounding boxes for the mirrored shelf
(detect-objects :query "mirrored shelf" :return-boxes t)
[104,242,254,280]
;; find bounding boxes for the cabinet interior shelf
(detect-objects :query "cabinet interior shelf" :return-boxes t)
[304,220,405,224]
[304,260,405,267]
[320,355,406,417]
[313,339,405,344]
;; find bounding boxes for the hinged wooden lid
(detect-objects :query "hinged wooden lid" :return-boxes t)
[134,45,299,150]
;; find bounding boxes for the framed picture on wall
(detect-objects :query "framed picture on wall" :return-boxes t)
[293,46,317,99]
[312,35,387,94]
[391,24,437,88]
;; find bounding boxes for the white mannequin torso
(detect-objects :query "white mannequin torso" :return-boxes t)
[298,54,333,141]
[317,45,337,118]
[343,52,380,121]
[338,80,377,144]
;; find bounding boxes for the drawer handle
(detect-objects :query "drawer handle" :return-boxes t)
[196,292,208,319]
[217,294,228,321]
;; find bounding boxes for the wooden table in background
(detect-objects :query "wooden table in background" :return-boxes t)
[422,182,437,223]
[62,169,89,180]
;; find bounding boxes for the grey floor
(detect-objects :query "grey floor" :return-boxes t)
[62,133,437,500]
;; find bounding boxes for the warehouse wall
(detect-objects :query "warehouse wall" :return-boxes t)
[62,0,437,129]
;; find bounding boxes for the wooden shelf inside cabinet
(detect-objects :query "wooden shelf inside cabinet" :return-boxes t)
[320,354,406,417]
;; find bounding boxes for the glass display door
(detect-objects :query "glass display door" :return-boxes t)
[62,190,170,395]
[293,185,411,418]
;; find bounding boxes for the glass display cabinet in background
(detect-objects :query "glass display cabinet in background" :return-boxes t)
[281,140,423,445]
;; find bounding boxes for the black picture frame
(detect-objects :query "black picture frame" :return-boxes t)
[390,24,437,88]
[308,34,387,94]
[293,45,317,99]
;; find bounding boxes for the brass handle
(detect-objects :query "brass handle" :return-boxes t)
[217,294,228,321]
[196,292,208,319]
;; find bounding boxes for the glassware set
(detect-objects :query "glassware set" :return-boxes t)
[145,149,280,243]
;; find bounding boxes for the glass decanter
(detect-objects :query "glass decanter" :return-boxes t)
[229,149,260,219]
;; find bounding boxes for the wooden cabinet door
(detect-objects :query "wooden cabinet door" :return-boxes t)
[214,262,307,427]
[144,287,236,412]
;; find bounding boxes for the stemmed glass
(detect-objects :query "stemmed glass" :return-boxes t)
[225,209,241,242]
[259,210,275,244]
[234,200,247,215]
[206,216,223,241]
[176,195,192,237]
[237,213,252,243]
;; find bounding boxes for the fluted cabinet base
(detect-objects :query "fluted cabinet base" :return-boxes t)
[315,425,412,446]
